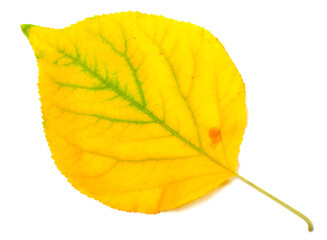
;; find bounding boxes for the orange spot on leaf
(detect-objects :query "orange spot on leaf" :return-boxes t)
[209,127,221,149]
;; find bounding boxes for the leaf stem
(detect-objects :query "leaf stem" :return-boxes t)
[235,174,313,232]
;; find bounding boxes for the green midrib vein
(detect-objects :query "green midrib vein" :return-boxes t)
[55,47,233,173]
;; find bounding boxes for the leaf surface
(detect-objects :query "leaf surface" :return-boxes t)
[23,12,247,213]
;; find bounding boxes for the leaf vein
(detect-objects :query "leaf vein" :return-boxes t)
[55,105,154,125]
[54,47,234,174]
[97,33,146,107]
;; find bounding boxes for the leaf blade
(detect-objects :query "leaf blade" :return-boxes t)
[24,12,247,213]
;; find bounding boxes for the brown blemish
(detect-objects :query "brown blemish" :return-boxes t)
[209,127,221,149]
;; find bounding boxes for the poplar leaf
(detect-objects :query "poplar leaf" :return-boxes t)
[22,12,246,213]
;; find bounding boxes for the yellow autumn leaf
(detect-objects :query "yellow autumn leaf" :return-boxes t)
[22,12,313,231]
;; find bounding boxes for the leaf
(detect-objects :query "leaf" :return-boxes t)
[22,12,247,213]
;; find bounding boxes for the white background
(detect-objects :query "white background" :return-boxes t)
[1,0,326,239]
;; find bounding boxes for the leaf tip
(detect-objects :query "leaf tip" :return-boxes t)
[21,24,35,38]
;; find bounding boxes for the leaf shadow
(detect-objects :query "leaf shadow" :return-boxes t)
[166,177,235,214]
